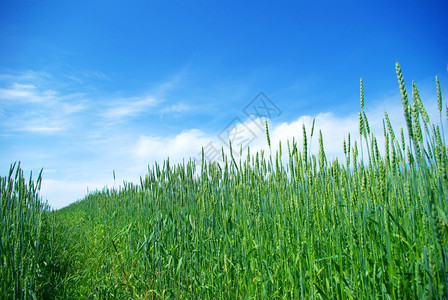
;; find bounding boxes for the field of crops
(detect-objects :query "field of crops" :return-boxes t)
[2,64,447,299]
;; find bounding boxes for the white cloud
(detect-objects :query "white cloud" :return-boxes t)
[101,96,160,120]
[23,125,65,133]
[0,86,47,103]
[0,74,89,134]
[41,179,114,209]
[132,110,361,169]
[0,78,63,105]
[135,129,210,163]
[13,83,36,90]
[99,69,190,122]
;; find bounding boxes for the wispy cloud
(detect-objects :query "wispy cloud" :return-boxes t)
[151,67,189,96]
[158,103,191,119]
[20,120,67,133]
[83,70,110,81]
[101,96,160,121]
[0,84,54,104]
[98,72,193,123]
[0,73,88,134]
[0,70,51,82]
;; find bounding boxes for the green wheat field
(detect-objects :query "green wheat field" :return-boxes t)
[1,64,447,299]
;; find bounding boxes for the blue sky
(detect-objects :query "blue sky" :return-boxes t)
[1,0,447,208]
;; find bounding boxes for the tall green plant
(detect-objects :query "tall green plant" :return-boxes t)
[0,163,60,299]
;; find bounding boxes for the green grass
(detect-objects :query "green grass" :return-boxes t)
[2,63,448,299]
[0,162,65,299]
